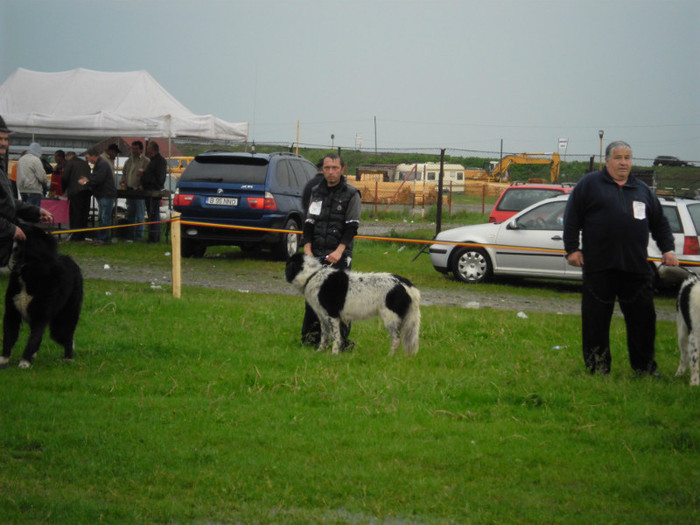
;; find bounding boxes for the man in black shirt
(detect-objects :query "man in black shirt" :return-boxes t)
[564,140,678,376]
[142,141,167,243]
[300,153,361,348]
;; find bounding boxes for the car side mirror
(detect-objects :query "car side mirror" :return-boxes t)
[506,219,520,230]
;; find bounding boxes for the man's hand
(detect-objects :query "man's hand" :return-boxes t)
[39,208,54,223]
[662,251,679,267]
[324,245,345,265]
[303,243,313,256]
[566,250,584,267]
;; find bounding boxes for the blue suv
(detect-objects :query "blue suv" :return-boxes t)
[173,151,318,258]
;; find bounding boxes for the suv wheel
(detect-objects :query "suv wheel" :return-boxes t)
[273,218,300,260]
[181,238,206,258]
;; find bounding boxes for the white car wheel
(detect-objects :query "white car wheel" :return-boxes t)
[451,247,493,284]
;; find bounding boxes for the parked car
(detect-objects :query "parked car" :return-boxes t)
[653,155,691,167]
[488,183,572,223]
[173,151,318,259]
[430,195,700,286]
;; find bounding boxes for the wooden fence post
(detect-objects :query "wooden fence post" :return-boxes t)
[171,212,182,299]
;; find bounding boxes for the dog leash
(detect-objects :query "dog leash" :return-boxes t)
[660,263,696,276]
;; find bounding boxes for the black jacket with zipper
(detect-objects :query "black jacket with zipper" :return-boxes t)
[563,168,674,275]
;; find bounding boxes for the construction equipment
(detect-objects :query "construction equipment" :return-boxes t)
[488,152,561,183]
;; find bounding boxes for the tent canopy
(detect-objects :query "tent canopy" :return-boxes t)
[0,68,248,142]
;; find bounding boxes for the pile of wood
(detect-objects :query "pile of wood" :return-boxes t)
[463,180,510,198]
[348,178,439,205]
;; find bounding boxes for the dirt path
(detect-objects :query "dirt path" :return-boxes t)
[77,257,676,322]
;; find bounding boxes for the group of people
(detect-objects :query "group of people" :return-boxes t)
[0,111,682,378]
[3,131,167,246]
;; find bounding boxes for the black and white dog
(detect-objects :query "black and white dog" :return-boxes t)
[1,225,83,369]
[285,253,421,355]
[676,274,700,385]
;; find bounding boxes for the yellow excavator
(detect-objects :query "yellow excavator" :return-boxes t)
[488,152,561,183]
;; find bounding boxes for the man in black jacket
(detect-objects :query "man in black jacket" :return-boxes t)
[141,141,167,243]
[62,152,91,241]
[80,147,117,246]
[300,153,361,348]
[563,140,678,376]
[0,115,53,265]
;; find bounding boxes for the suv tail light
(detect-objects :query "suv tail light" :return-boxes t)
[173,193,194,206]
[683,236,700,255]
[247,191,277,210]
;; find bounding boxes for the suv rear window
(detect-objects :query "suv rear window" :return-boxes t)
[181,156,269,184]
[497,188,565,212]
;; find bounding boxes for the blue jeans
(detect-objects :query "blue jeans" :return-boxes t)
[125,198,145,241]
[96,197,115,243]
[21,193,43,207]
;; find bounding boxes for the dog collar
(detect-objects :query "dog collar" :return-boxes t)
[302,268,323,292]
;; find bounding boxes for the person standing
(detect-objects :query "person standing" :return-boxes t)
[17,142,48,206]
[301,153,361,348]
[101,143,120,178]
[0,115,53,266]
[121,140,150,241]
[563,140,678,376]
[141,141,166,243]
[80,147,117,246]
[62,152,92,241]
[50,149,66,197]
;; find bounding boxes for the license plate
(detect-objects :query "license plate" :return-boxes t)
[206,196,238,206]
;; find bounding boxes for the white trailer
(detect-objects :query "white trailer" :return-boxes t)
[395,162,467,190]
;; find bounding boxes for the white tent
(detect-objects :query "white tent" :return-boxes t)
[0,68,248,142]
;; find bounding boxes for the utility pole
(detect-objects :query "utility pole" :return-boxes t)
[374,116,378,154]
[436,148,445,235]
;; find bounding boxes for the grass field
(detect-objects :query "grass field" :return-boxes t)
[0,235,698,524]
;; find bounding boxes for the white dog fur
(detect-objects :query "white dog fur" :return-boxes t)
[286,253,421,355]
[676,275,700,385]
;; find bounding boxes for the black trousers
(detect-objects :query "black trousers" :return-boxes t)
[581,269,657,374]
[301,254,351,344]
[68,191,91,241]
[145,196,161,243]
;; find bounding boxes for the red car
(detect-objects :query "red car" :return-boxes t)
[489,183,573,223]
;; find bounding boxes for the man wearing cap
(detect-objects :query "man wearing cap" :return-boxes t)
[17,141,49,206]
[0,116,53,266]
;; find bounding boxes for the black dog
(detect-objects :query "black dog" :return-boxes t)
[1,225,83,369]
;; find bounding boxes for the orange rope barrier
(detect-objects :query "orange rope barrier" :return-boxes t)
[46,218,700,267]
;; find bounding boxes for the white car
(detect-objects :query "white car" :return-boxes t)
[429,195,700,286]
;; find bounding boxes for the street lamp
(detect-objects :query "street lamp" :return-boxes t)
[331,134,335,148]
[598,130,604,170]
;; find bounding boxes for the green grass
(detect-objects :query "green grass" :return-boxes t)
[0,263,697,523]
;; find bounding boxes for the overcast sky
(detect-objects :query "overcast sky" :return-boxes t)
[1,0,698,164]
